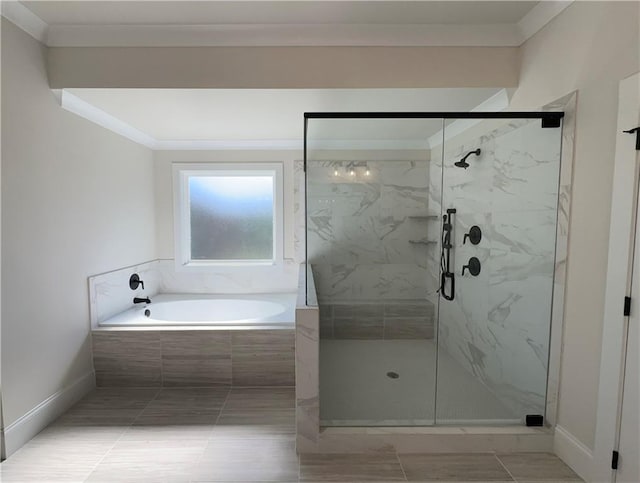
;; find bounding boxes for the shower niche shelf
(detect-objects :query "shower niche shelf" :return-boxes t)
[409,239,437,246]
[408,215,439,220]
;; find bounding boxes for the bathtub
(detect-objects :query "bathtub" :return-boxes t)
[99,293,296,328]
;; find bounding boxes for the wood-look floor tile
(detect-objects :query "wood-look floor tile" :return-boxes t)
[398,453,512,482]
[133,406,220,426]
[223,386,295,410]
[84,439,207,482]
[28,423,126,444]
[496,453,581,481]
[0,438,113,482]
[55,387,160,426]
[154,387,230,407]
[120,424,214,442]
[300,453,406,481]
[213,408,296,438]
[191,437,299,481]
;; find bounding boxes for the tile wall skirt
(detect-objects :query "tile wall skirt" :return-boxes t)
[92,329,295,387]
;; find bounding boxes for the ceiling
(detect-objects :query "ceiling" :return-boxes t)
[4,1,572,47]
[64,87,504,149]
[21,1,539,26]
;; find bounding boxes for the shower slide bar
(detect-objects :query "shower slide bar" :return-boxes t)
[440,208,456,301]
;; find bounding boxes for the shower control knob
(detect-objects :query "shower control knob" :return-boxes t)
[462,257,481,277]
[463,226,482,245]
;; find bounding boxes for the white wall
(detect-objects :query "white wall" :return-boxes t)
[509,0,640,456]
[1,18,156,454]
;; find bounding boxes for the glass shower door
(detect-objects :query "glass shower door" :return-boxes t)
[306,117,443,426]
[435,117,563,424]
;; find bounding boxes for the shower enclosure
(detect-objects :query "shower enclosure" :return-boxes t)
[304,112,564,427]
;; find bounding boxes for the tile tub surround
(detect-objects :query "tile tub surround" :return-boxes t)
[0,386,582,482]
[319,300,434,340]
[89,258,299,327]
[92,329,295,387]
[89,260,162,327]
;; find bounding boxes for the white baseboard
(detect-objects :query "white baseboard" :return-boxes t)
[554,424,594,482]
[3,372,95,458]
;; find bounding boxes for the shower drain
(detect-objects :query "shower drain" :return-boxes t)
[386,371,400,379]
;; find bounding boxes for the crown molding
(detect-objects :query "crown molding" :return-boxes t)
[46,23,523,47]
[517,0,573,42]
[4,0,574,48]
[59,90,156,148]
[60,90,430,151]
[1,0,48,43]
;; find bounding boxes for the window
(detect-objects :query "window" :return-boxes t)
[173,163,283,268]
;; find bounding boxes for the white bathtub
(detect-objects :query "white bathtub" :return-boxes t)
[99,293,296,328]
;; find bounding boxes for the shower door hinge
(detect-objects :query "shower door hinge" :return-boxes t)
[612,450,619,470]
[624,296,631,316]
[623,127,640,150]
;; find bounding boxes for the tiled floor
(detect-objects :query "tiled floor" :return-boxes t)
[0,387,583,482]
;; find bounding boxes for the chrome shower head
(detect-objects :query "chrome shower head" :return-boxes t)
[454,148,481,169]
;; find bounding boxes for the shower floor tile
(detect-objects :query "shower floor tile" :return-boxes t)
[320,340,519,425]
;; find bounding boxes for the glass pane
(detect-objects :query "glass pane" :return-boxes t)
[436,117,562,424]
[307,117,443,426]
[189,175,274,261]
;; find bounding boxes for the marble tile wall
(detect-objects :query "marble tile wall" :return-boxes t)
[89,259,298,326]
[301,159,438,341]
[433,118,563,421]
[305,160,437,303]
[92,329,295,387]
[295,265,320,453]
[88,260,162,327]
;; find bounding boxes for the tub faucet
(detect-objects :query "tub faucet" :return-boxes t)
[133,297,151,304]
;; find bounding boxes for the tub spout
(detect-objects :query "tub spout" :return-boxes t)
[133,297,151,304]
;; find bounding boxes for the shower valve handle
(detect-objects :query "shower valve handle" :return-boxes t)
[462,257,481,277]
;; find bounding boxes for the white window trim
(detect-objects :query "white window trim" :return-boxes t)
[172,162,284,271]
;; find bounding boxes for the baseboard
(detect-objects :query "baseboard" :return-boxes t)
[554,424,594,482]
[3,372,95,458]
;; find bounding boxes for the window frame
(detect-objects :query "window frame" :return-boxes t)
[172,162,284,270]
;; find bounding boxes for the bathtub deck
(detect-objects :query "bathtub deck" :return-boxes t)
[0,386,583,482]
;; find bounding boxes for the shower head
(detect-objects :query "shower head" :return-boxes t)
[454,148,481,169]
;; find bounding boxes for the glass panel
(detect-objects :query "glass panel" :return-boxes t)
[436,117,562,424]
[189,175,274,261]
[307,117,442,426]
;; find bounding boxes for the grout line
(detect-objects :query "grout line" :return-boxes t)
[494,452,518,482]
[213,386,232,427]
[82,387,160,482]
[395,449,409,481]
